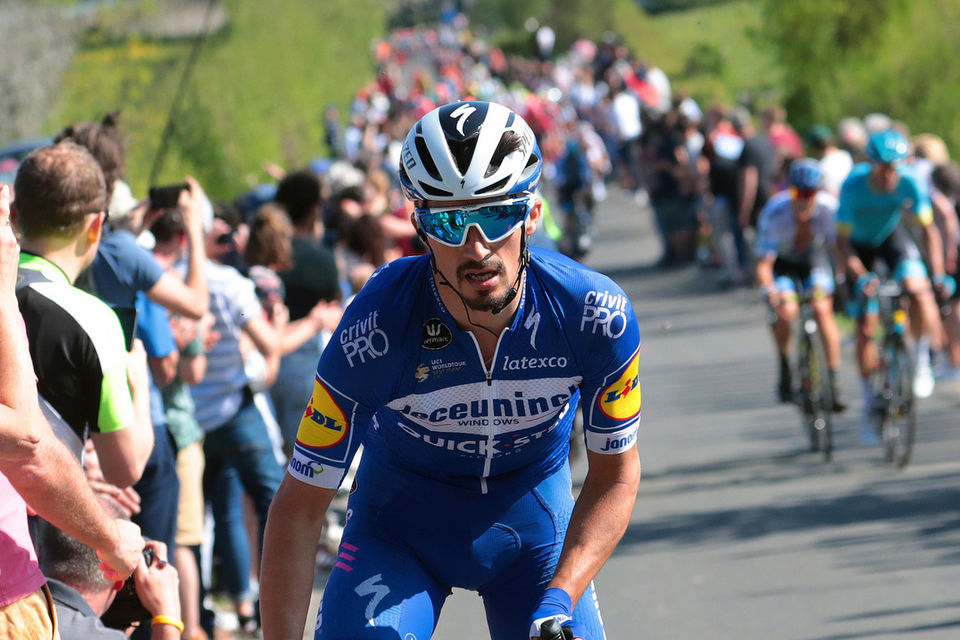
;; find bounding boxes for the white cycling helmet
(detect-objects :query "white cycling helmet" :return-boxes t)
[399,100,542,203]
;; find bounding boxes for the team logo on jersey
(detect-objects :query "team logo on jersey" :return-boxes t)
[581,290,630,339]
[415,364,430,382]
[296,378,349,448]
[422,318,453,350]
[598,351,641,420]
[340,310,388,367]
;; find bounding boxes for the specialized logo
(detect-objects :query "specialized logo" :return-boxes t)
[355,574,390,626]
[296,379,349,448]
[415,364,430,382]
[340,310,388,367]
[598,351,641,420]
[581,290,630,339]
[422,318,453,350]
[524,310,541,349]
[450,103,477,136]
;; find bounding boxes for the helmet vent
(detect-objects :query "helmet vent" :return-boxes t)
[475,176,510,195]
[419,181,453,198]
[415,136,442,181]
[448,134,479,177]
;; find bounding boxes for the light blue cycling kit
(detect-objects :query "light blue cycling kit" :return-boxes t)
[288,247,641,639]
[836,163,932,248]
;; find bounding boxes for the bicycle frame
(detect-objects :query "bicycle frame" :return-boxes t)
[866,279,917,467]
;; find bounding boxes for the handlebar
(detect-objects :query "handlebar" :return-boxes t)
[538,619,575,640]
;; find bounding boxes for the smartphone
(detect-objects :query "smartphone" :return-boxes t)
[148,183,189,209]
[113,306,138,351]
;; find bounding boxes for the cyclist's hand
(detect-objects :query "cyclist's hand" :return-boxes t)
[933,273,956,300]
[535,618,576,640]
[529,588,586,640]
[766,290,781,309]
[857,272,879,298]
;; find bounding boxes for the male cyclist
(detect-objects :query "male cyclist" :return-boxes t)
[755,159,845,410]
[836,129,947,441]
[261,101,642,640]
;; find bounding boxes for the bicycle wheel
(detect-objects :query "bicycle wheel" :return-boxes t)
[877,336,917,468]
[798,328,834,461]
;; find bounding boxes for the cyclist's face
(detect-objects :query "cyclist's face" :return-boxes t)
[793,188,817,220]
[870,162,901,192]
[418,197,542,314]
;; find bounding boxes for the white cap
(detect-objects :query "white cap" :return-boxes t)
[108,179,138,220]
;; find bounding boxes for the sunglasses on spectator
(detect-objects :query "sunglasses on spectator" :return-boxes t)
[415,197,532,247]
[795,188,818,199]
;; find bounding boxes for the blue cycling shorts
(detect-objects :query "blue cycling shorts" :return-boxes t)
[773,268,835,301]
[313,456,606,640]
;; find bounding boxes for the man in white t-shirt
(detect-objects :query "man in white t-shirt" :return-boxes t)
[609,82,643,192]
[808,124,853,196]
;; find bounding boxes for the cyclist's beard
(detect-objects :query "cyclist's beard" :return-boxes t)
[455,257,511,312]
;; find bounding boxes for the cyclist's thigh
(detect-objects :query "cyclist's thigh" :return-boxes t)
[774,274,798,300]
[479,469,606,640]
[805,266,836,298]
[882,228,928,283]
[315,518,449,640]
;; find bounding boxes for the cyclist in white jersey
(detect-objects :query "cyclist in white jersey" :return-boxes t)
[755,159,845,409]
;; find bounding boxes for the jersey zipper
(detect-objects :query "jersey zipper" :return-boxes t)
[467,329,507,494]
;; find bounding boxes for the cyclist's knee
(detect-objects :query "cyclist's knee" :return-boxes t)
[901,275,931,297]
[777,302,799,323]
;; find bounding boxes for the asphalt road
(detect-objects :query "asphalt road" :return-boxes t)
[307,188,960,639]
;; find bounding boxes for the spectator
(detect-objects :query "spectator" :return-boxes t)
[761,105,803,161]
[188,206,287,634]
[807,124,853,196]
[273,171,341,441]
[150,207,214,640]
[649,111,697,265]
[607,80,644,193]
[734,107,776,237]
[247,203,341,450]
[54,113,125,198]
[14,142,153,487]
[837,117,868,161]
[37,513,182,640]
[0,183,143,640]
[55,118,210,321]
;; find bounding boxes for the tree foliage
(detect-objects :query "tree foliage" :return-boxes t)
[760,0,960,152]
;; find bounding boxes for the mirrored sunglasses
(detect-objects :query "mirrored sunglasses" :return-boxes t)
[415,198,531,247]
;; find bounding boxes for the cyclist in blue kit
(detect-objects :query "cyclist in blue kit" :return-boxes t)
[261,101,642,640]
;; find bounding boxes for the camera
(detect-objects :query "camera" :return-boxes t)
[148,183,189,210]
[100,546,155,629]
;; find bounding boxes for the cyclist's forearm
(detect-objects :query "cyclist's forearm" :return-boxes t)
[261,477,333,640]
[923,223,945,276]
[837,236,867,278]
[549,449,640,604]
[756,257,775,290]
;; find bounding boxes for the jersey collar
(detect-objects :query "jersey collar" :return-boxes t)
[18,252,72,285]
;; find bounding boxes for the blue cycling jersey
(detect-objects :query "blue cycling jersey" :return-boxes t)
[288,246,642,494]
[836,162,933,247]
